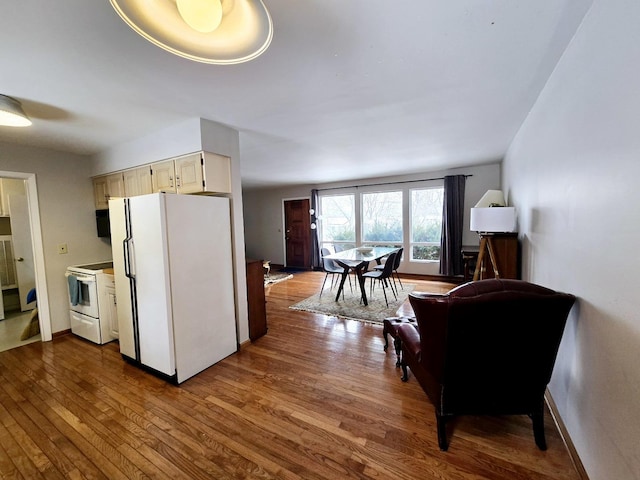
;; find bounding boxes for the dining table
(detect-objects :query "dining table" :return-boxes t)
[323,246,400,306]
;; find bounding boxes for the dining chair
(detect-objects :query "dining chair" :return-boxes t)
[320,247,351,298]
[374,247,403,291]
[362,251,397,307]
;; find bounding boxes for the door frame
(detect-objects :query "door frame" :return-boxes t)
[281,196,311,268]
[0,170,51,342]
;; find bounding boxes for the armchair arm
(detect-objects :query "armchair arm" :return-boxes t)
[410,291,448,300]
[397,323,421,361]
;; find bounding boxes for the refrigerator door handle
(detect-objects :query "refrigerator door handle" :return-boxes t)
[123,237,131,278]
[124,238,136,279]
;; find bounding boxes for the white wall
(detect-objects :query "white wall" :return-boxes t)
[1,143,112,334]
[91,118,203,174]
[503,0,639,478]
[92,118,250,344]
[243,163,501,275]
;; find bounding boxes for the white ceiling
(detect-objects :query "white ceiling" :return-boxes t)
[0,1,590,189]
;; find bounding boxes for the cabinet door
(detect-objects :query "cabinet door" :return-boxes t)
[123,169,140,197]
[202,152,232,194]
[175,153,204,194]
[138,166,153,195]
[106,286,119,338]
[151,160,177,193]
[93,176,109,209]
[123,166,153,197]
[106,173,125,199]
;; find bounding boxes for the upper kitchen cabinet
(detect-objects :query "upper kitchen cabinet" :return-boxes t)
[151,159,177,194]
[200,152,231,194]
[152,152,231,195]
[174,152,204,194]
[93,173,124,210]
[93,151,232,205]
[123,165,153,197]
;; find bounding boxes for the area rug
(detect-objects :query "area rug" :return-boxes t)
[289,283,416,324]
[265,272,293,286]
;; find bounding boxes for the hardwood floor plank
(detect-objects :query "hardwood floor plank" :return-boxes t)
[0,380,79,479]
[0,271,580,480]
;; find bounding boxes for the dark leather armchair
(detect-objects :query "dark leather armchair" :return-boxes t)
[398,279,576,451]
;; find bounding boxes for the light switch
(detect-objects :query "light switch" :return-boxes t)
[57,243,68,254]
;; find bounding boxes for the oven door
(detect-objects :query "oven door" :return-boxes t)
[66,271,99,318]
[69,310,102,344]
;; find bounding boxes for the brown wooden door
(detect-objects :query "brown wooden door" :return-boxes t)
[284,199,311,269]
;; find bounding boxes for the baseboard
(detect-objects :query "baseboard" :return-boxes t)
[398,272,465,284]
[52,328,72,339]
[545,389,590,480]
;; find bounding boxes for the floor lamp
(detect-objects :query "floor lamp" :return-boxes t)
[470,190,517,281]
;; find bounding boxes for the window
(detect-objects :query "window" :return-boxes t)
[361,191,403,247]
[319,194,355,252]
[410,187,444,261]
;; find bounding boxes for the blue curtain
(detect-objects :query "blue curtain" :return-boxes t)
[439,175,466,276]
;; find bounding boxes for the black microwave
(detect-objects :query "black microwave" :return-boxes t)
[96,209,110,238]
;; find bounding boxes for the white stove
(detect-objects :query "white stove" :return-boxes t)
[66,261,117,344]
[67,261,114,275]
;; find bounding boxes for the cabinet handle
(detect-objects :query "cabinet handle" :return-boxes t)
[169,175,174,188]
[176,175,181,187]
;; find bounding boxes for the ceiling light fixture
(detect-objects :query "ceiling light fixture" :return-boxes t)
[0,95,32,127]
[110,0,273,65]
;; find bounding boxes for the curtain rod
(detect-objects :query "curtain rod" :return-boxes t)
[317,174,473,192]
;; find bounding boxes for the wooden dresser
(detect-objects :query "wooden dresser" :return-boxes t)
[245,259,267,340]
[475,233,519,280]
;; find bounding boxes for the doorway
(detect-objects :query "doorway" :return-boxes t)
[0,171,51,350]
[283,198,311,269]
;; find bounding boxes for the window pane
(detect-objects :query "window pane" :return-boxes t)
[412,245,440,261]
[320,195,355,244]
[411,187,444,260]
[362,191,403,243]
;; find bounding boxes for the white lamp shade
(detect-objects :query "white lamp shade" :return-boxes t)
[470,207,517,233]
[474,189,506,208]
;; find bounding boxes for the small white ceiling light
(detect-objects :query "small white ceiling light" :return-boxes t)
[110,0,273,65]
[0,95,32,127]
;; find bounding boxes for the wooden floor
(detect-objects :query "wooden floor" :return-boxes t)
[0,271,581,480]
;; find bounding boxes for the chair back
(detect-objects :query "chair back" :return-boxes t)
[378,251,397,279]
[408,279,576,413]
[393,247,403,269]
[321,247,338,272]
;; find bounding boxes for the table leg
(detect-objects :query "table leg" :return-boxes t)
[355,266,368,306]
[334,267,350,302]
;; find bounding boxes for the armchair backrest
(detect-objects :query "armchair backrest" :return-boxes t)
[409,279,576,410]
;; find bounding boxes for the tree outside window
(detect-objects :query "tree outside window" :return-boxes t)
[411,187,444,261]
[362,191,403,247]
[319,194,355,251]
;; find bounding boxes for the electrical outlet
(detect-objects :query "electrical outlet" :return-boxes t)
[57,243,68,254]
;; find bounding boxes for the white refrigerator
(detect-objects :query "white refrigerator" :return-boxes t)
[109,193,237,384]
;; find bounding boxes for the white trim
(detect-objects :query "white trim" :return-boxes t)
[0,170,51,342]
[545,389,589,480]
